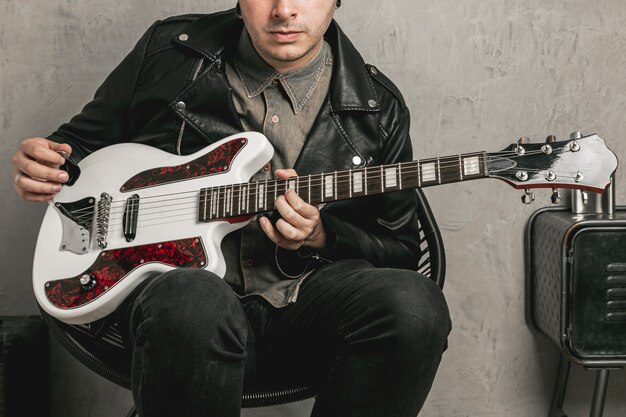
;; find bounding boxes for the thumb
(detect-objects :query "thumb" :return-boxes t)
[275,168,298,179]
[48,140,73,157]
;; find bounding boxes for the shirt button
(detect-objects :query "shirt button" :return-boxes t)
[246,258,254,267]
[175,101,186,111]
[263,163,271,172]
[271,114,280,124]
[178,33,189,42]
[368,99,378,108]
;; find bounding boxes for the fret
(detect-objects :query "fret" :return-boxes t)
[265,179,275,211]
[363,167,368,195]
[337,170,350,200]
[417,161,421,187]
[211,187,218,219]
[380,166,384,192]
[199,188,206,222]
[437,155,458,185]
[233,184,240,215]
[248,182,256,213]
[308,174,312,204]
[437,158,442,184]
[220,186,226,218]
[458,155,464,181]
[278,178,287,200]
[299,175,310,205]
[366,166,383,195]
[399,163,403,190]
[309,174,322,204]
[225,186,232,216]
[224,186,229,216]
[272,179,277,208]
[349,169,353,198]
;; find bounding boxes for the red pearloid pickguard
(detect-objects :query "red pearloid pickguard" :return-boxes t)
[45,238,207,309]
[120,138,247,191]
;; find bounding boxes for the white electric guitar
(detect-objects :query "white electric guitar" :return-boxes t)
[33,132,618,324]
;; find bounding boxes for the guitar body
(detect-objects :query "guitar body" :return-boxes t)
[33,132,273,325]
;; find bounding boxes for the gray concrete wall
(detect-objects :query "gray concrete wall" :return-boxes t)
[2,0,626,416]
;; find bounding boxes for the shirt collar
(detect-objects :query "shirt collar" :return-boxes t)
[233,29,332,114]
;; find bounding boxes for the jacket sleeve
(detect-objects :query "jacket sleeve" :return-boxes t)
[318,105,423,270]
[47,21,160,161]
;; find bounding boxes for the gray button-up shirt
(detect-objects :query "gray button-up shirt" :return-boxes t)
[220,29,333,307]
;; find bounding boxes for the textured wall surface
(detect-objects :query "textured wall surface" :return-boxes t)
[2,0,626,416]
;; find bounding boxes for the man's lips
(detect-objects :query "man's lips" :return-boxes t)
[269,31,303,42]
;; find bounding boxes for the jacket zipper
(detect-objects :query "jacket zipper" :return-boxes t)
[176,58,205,155]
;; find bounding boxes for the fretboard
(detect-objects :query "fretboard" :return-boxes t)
[198,152,486,222]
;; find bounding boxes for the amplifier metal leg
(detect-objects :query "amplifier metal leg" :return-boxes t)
[589,369,610,417]
[549,354,571,417]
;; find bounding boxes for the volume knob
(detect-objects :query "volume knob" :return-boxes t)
[80,274,97,291]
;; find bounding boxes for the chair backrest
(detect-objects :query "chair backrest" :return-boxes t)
[41,188,446,408]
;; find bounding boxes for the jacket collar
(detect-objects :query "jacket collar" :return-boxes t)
[172,9,380,113]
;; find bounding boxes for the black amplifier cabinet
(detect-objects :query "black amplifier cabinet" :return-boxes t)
[526,206,626,366]
[0,316,49,417]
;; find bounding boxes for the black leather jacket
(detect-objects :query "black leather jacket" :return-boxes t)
[50,10,422,269]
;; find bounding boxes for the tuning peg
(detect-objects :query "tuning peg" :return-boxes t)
[569,131,583,140]
[521,189,535,204]
[582,191,588,205]
[546,135,557,143]
[516,136,530,155]
[551,188,561,204]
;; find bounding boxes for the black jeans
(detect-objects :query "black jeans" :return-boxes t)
[122,259,451,417]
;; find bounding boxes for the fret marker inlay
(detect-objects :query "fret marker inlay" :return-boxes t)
[464,157,480,176]
[422,163,437,182]
[324,175,334,198]
[353,172,363,193]
[385,167,398,188]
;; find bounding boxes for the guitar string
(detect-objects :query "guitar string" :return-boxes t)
[65,148,579,220]
[74,163,580,227]
[63,147,571,217]
[72,162,586,227]
[106,170,586,234]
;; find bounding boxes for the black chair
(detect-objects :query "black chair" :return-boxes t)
[41,188,446,415]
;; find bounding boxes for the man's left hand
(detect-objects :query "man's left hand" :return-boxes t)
[259,169,327,250]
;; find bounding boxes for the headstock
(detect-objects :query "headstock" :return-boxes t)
[486,132,618,204]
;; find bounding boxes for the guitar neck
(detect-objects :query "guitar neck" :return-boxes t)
[198,151,487,222]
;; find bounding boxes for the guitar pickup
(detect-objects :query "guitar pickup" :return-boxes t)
[123,194,140,242]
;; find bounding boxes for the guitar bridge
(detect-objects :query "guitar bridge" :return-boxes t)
[96,193,113,249]
[54,197,96,254]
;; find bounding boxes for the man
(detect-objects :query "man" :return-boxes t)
[12,1,451,416]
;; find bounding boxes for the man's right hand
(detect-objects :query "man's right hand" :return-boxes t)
[11,138,72,202]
